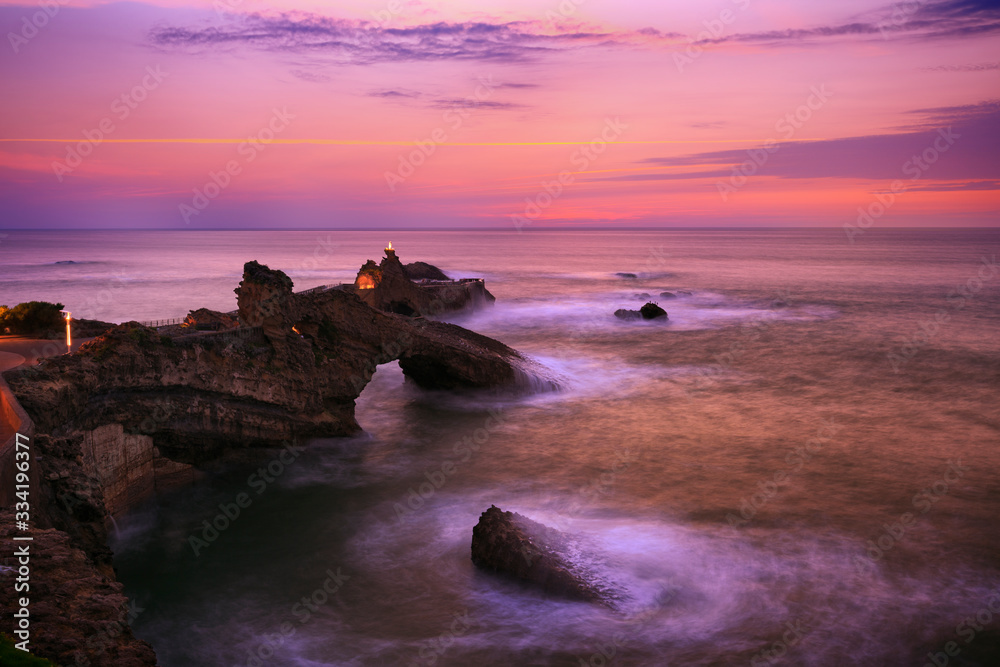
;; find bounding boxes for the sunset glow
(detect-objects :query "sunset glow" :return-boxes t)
[1,0,996,229]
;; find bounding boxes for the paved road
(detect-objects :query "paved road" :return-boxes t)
[0,351,26,443]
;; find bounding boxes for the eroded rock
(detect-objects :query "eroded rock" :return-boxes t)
[404,261,450,281]
[353,248,493,317]
[471,505,613,605]
[614,302,668,321]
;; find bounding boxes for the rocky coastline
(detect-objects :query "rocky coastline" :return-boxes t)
[0,251,549,666]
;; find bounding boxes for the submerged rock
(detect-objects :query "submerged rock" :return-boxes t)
[614,308,642,320]
[615,272,637,280]
[659,291,676,299]
[471,506,613,605]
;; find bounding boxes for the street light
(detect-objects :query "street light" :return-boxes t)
[60,310,71,352]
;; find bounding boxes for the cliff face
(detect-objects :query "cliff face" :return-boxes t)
[0,260,552,667]
[10,261,546,464]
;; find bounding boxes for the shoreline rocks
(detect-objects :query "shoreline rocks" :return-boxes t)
[471,506,614,606]
[1,259,555,666]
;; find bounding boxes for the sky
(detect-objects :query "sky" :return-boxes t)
[0,0,998,229]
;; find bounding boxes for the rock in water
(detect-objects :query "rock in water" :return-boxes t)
[471,506,611,605]
[614,303,667,321]
[640,302,667,319]
[615,272,637,280]
[659,291,676,299]
[404,261,450,281]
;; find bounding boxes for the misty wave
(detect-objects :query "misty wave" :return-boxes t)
[451,290,835,334]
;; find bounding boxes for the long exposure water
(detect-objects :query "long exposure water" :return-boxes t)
[2,229,999,665]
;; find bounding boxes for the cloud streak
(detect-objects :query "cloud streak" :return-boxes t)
[694,0,1000,45]
[602,102,1000,184]
[148,14,677,64]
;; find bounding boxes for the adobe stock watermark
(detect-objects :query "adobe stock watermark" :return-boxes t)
[179,107,295,224]
[544,0,587,25]
[844,126,960,243]
[213,0,244,20]
[510,117,627,232]
[749,617,813,666]
[238,566,350,667]
[877,1,922,38]
[72,602,144,667]
[924,585,1000,667]
[716,85,832,201]
[853,459,968,573]
[686,290,796,392]
[887,254,998,373]
[370,0,414,27]
[51,66,168,182]
[674,0,751,73]
[7,0,69,53]
[576,632,629,667]
[187,441,304,556]
[392,408,507,524]
[407,609,474,666]
[384,75,498,192]
[71,269,131,321]
[726,418,842,529]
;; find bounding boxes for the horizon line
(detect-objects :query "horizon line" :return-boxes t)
[3,226,999,232]
[0,138,800,146]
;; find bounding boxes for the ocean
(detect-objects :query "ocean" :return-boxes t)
[2,229,999,665]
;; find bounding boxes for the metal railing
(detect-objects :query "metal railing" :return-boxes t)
[138,317,186,328]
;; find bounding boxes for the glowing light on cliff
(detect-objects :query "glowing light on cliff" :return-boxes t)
[357,275,376,289]
[386,242,393,252]
[61,310,72,351]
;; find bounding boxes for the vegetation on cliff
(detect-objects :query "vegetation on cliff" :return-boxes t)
[0,301,65,335]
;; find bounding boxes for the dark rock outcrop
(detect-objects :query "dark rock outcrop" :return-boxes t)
[404,261,450,281]
[640,302,668,319]
[353,248,493,317]
[615,272,637,280]
[471,506,613,605]
[1,260,555,666]
[659,291,676,299]
[9,261,552,466]
[0,509,156,666]
[614,302,668,321]
[183,307,238,331]
[72,318,117,338]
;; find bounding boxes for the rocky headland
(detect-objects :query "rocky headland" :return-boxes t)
[0,253,550,666]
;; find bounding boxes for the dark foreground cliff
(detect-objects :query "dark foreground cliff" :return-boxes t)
[0,259,553,666]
